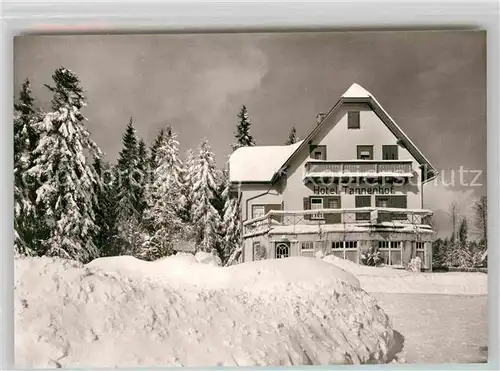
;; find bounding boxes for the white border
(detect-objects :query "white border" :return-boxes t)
[1,1,498,370]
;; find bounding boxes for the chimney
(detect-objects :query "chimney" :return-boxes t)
[316,112,326,124]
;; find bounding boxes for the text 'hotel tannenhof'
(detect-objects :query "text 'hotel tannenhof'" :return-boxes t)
[229,83,438,270]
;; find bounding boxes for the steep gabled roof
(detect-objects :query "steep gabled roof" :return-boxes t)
[276,83,438,183]
[229,83,438,184]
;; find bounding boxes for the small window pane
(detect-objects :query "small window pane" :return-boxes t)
[332,242,343,250]
[301,242,314,250]
[378,241,390,249]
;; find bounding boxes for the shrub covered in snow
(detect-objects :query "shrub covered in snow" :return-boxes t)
[15,255,397,368]
[361,246,382,267]
[407,257,422,272]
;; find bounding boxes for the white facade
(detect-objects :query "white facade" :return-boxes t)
[229,83,437,270]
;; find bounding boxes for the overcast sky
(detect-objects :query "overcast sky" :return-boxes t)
[14,30,486,237]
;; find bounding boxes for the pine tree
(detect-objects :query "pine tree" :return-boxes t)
[14,78,43,256]
[458,217,468,246]
[285,126,298,145]
[114,118,144,255]
[191,139,223,253]
[28,67,102,262]
[93,158,120,257]
[136,139,149,216]
[149,128,165,170]
[140,128,184,260]
[179,149,195,224]
[221,173,242,265]
[232,105,255,151]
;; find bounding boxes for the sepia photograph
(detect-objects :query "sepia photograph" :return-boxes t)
[13,30,487,367]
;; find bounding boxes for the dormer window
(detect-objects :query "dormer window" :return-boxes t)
[348,111,360,129]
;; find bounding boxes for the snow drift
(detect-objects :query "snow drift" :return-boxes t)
[15,254,396,368]
[322,255,487,295]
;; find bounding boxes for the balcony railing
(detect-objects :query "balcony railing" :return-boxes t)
[243,207,433,237]
[304,160,413,179]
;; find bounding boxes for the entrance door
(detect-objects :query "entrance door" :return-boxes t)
[276,242,290,259]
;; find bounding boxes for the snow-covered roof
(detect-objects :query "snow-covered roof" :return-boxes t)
[342,83,372,98]
[229,141,303,182]
[229,82,437,184]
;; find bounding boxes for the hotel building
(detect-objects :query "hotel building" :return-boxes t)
[229,83,437,270]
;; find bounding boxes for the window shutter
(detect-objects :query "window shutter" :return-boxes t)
[303,197,311,220]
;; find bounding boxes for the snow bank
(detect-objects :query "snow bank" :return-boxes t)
[16,256,396,368]
[322,255,487,295]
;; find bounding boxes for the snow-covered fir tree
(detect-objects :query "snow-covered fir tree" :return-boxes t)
[221,173,242,265]
[285,126,298,145]
[232,105,255,151]
[140,127,184,260]
[178,148,195,224]
[93,158,120,257]
[149,128,165,170]
[191,139,223,253]
[136,139,149,216]
[114,118,146,255]
[28,67,102,262]
[14,79,43,256]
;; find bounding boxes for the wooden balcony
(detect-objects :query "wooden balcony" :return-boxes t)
[304,160,413,180]
[243,207,433,237]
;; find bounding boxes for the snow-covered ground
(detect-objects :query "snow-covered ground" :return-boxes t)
[321,255,488,364]
[15,253,396,368]
[322,255,487,295]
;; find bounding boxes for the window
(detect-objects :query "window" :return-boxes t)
[415,242,425,264]
[348,111,360,129]
[376,197,389,208]
[253,241,267,261]
[382,145,399,160]
[376,196,407,221]
[310,198,324,220]
[378,241,402,266]
[276,243,289,259]
[327,197,340,209]
[331,241,358,262]
[357,145,373,160]
[355,196,371,221]
[252,205,265,219]
[313,151,322,160]
[301,242,315,251]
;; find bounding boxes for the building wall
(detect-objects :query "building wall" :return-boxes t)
[238,184,282,222]
[283,103,422,211]
[245,232,433,269]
